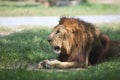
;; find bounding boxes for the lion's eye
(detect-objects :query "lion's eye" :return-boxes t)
[56,30,60,34]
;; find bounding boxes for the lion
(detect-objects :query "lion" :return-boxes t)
[38,17,120,69]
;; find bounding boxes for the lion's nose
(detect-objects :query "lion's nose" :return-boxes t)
[47,37,52,42]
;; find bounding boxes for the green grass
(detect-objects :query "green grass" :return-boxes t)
[0,58,120,80]
[0,27,56,69]
[0,2,120,16]
[0,23,120,80]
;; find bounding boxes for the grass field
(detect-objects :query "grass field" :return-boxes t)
[0,23,120,80]
[0,1,120,16]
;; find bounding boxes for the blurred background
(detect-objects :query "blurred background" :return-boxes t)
[0,0,120,16]
[0,0,120,7]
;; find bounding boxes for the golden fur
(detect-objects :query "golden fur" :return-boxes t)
[38,17,120,69]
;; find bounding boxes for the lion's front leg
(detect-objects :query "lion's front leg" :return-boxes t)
[38,60,79,69]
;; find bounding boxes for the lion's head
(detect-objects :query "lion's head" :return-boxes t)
[48,17,101,62]
[48,24,73,55]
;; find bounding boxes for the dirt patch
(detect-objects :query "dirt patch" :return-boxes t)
[27,63,85,72]
[0,26,24,37]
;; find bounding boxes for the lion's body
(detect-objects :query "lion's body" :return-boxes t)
[39,17,120,69]
[89,35,120,65]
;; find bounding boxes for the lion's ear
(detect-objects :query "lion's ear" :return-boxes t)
[58,25,66,31]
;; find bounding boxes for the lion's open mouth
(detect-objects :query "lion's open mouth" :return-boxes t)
[53,46,61,54]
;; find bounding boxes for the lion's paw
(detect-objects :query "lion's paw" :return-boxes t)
[38,60,51,69]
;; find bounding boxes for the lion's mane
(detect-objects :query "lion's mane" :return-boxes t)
[54,17,120,66]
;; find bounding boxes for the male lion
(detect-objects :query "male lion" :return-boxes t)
[38,17,120,69]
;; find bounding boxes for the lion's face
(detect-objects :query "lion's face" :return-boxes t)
[48,25,73,54]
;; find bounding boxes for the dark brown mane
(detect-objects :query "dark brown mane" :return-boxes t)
[59,17,94,29]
